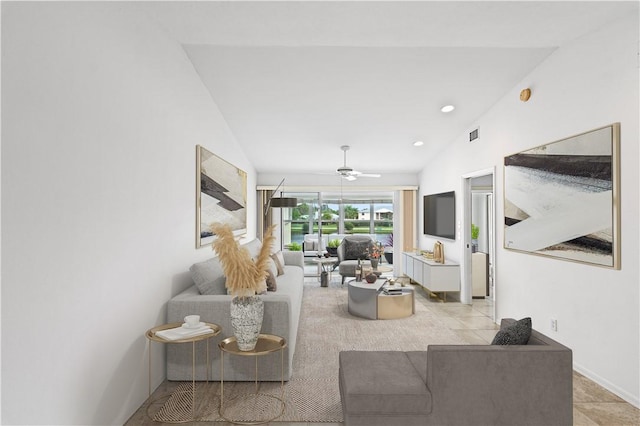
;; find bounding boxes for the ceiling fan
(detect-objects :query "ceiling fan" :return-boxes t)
[336,145,381,181]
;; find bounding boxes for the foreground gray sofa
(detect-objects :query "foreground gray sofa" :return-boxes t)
[166,240,304,381]
[339,318,573,425]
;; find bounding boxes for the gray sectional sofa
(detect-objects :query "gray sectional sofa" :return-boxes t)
[339,318,573,425]
[166,239,304,381]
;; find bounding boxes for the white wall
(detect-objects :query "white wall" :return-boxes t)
[1,3,256,424]
[418,15,639,406]
[258,171,419,187]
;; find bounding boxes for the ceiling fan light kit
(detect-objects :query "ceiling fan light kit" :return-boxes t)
[336,145,381,180]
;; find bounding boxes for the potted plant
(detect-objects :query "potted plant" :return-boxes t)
[471,224,479,253]
[327,239,341,256]
[211,222,276,351]
[366,242,384,269]
[287,242,302,251]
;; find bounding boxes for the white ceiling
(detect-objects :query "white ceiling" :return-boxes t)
[143,1,637,177]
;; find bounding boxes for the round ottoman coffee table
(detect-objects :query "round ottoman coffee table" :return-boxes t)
[347,279,385,319]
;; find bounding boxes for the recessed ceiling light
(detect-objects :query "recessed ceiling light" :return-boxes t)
[413,141,424,147]
[441,105,455,113]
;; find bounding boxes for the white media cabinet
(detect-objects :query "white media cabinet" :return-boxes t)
[402,252,460,301]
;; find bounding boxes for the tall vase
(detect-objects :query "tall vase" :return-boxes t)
[230,295,264,351]
[370,258,379,270]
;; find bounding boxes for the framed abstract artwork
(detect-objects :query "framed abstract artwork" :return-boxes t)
[196,145,247,248]
[503,123,620,269]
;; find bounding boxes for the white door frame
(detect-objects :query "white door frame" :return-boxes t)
[461,167,496,320]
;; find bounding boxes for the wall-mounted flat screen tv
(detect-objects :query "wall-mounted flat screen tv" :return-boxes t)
[424,191,456,240]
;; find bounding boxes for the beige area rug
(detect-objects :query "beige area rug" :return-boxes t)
[152,280,466,423]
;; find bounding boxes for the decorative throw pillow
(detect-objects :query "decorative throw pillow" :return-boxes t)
[266,259,278,291]
[189,257,227,295]
[266,269,277,292]
[196,279,227,295]
[491,317,532,345]
[344,240,371,260]
[271,251,285,276]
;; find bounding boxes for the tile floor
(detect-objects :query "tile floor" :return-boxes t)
[416,285,640,426]
[126,272,640,425]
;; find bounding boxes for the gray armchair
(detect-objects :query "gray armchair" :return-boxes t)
[337,235,375,284]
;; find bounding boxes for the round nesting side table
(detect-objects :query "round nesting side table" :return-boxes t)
[312,257,337,286]
[378,284,415,319]
[145,322,221,423]
[219,334,287,424]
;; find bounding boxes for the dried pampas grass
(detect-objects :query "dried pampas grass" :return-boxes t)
[211,223,276,299]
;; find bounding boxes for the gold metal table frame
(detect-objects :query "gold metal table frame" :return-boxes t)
[219,334,287,425]
[145,322,221,423]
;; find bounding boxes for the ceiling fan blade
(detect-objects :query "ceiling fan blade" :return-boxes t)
[334,146,380,180]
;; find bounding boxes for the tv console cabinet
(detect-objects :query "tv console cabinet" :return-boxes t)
[402,252,460,301]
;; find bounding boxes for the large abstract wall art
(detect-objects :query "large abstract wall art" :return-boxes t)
[504,123,620,269]
[196,145,247,248]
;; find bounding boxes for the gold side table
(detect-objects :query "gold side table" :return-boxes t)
[378,284,415,319]
[219,334,287,424]
[145,322,221,423]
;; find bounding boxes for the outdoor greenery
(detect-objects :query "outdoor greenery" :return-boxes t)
[288,202,393,237]
[344,205,360,219]
[322,211,334,220]
[289,222,393,235]
[292,203,371,221]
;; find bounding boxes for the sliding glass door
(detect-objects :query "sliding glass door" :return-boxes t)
[284,192,321,251]
[282,191,394,248]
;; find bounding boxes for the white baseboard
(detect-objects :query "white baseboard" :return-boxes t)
[573,363,640,408]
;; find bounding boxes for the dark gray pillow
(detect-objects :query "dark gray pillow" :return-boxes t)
[344,240,371,260]
[189,257,227,295]
[491,317,532,345]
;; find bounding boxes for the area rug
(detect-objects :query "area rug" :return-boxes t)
[152,280,466,423]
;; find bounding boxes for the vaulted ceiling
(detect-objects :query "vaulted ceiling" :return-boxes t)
[142,1,637,178]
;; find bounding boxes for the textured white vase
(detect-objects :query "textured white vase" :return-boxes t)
[230,295,264,351]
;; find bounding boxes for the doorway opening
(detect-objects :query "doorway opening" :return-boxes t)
[462,169,496,321]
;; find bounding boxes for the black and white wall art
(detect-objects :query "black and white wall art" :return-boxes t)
[504,123,620,269]
[196,145,247,248]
